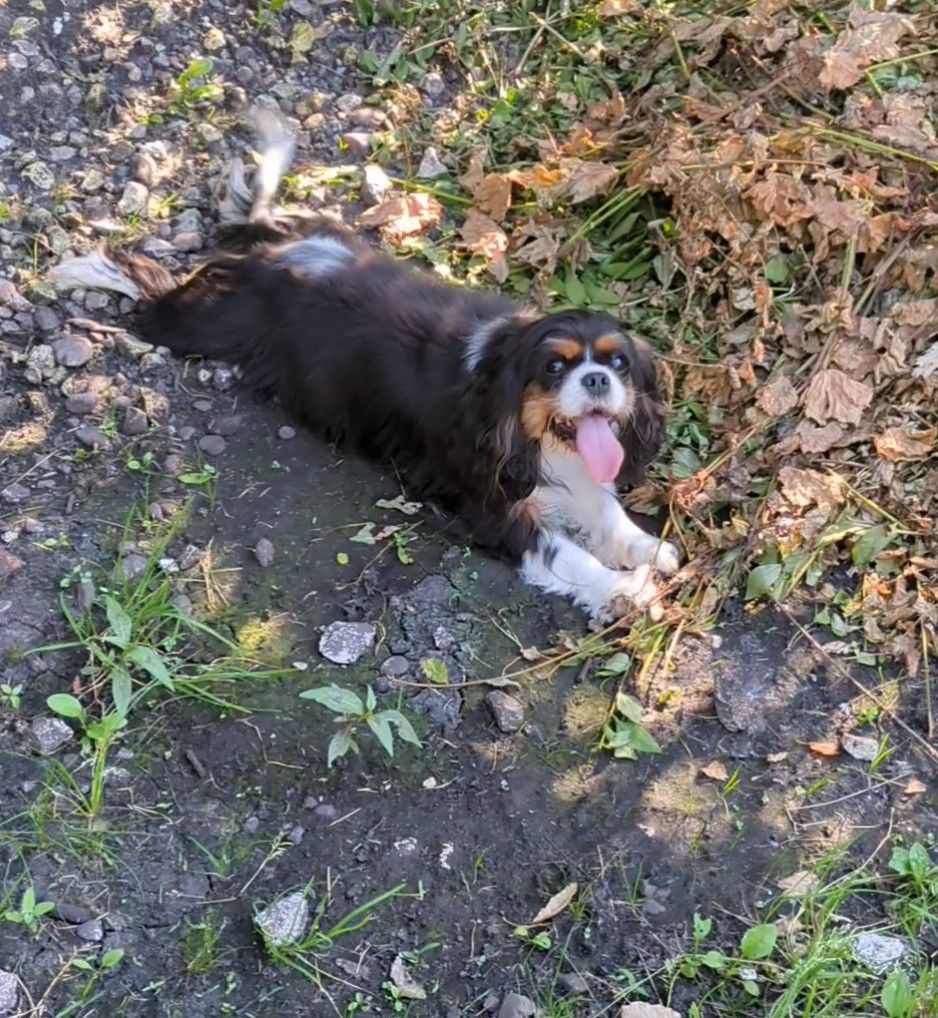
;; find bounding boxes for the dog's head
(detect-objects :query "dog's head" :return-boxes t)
[469,310,666,497]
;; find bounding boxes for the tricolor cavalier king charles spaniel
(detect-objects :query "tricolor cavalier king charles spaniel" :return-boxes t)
[52,116,679,621]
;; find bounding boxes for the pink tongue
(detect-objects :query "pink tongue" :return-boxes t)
[575,415,624,484]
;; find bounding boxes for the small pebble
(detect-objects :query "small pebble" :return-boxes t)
[254,538,274,567]
[277,425,296,440]
[198,434,226,456]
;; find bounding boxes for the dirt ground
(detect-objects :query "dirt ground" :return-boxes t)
[0,2,936,1017]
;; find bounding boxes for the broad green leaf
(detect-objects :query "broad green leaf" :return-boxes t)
[71,959,94,971]
[350,523,377,545]
[34,901,55,916]
[104,595,133,647]
[564,270,587,306]
[112,666,132,717]
[183,58,213,81]
[327,729,355,767]
[421,658,449,686]
[740,923,777,960]
[701,950,727,971]
[882,970,913,1018]
[600,651,632,677]
[365,686,377,713]
[627,724,662,755]
[367,715,394,757]
[693,913,712,942]
[764,255,790,284]
[383,709,421,747]
[22,887,35,911]
[615,691,643,724]
[300,684,364,715]
[852,524,892,570]
[127,646,174,688]
[907,842,932,879]
[745,563,783,601]
[100,948,125,969]
[613,744,637,760]
[47,693,84,720]
[741,979,760,997]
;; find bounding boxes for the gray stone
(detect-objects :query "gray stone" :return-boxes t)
[172,231,203,252]
[277,425,296,440]
[1,484,29,504]
[213,366,235,391]
[208,414,243,436]
[422,71,445,98]
[319,621,376,665]
[486,691,524,734]
[52,335,94,367]
[31,716,73,755]
[342,132,373,159]
[131,152,158,187]
[497,994,536,1018]
[254,891,309,947]
[75,426,110,450]
[122,407,149,436]
[65,391,99,415]
[26,343,57,382]
[198,434,226,456]
[558,972,589,994]
[33,306,61,331]
[254,538,274,567]
[287,824,305,846]
[311,803,337,822]
[76,919,104,942]
[852,932,907,973]
[380,655,410,678]
[22,161,55,190]
[84,291,110,312]
[115,332,153,359]
[411,687,461,729]
[417,147,448,179]
[118,181,149,216]
[120,553,149,580]
[361,164,392,205]
[0,970,18,1016]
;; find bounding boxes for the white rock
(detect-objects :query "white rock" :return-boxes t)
[852,932,907,973]
[254,892,309,947]
[318,621,376,665]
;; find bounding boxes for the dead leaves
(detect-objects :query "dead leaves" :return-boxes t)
[530,882,578,925]
[756,376,799,418]
[874,427,936,463]
[358,193,442,244]
[699,760,728,782]
[459,210,509,282]
[818,9,915,92]
[802,369,873,426]
[778,467,844,514]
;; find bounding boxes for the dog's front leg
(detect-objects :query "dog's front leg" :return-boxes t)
[521,530,662,621]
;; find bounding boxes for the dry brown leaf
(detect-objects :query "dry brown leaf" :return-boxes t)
[756,376,799,417]
[699,761,728,782]
[509,164,565,192]
[619,1005,681,1018]
[802,369,873,426]
[808,740,840,758]
[559,158,619,204]
[903,778,926,796]
[458,148,488,194]
[778,466,844,513]
[777,870,820,897]
[598,0,641,15]
[799,423,847,455]
[510,221,563,274]
[874,428,936,463]
[472,172,512,222]
[358,193,442,244]
[530,882,578,925]
[459,209,509,282]
[818,9,915,92]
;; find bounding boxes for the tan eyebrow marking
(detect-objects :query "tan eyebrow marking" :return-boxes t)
[594,333,625,356]
[546,337,585,361]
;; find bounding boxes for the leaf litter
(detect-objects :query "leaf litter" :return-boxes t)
[361,0,938,754]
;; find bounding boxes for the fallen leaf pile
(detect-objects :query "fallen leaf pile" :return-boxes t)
[378,0,936,702]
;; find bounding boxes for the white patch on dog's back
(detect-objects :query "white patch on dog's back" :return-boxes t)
[275,236,354,277]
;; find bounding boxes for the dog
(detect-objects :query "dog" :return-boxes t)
[50,114,680,621]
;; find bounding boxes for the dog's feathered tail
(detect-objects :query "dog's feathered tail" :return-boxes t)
[46,110,301,361]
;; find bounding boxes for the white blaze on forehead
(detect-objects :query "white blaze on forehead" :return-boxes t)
[556,361,629,420]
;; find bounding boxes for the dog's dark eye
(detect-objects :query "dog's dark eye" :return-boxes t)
[545,359,566,376]
[610,353,627,372]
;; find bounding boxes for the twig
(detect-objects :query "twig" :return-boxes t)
[780,605,938,765]
[530,12,585,60]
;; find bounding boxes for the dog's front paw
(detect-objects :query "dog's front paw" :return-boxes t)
[597,532,681,577]
[595,564,663,623]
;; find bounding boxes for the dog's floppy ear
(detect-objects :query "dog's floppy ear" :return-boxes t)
[469,324,541,501]
[619,334,666,486]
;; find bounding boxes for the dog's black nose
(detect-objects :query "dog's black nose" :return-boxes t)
[581,371,610,394]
